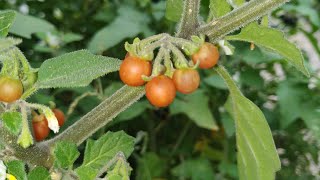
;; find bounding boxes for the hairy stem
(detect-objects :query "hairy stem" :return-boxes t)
[0,86,144,167]
[47,85,145,146]
[0,123,53,168]
[176,0,201,39]
[197,0,289,42]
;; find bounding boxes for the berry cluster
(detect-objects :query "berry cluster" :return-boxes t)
[119,42,220,107]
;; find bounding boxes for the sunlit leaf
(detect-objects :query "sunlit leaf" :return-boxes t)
[10,12,54,39]
[216,65,281,180]
[36,50,121,89]
[226,22,309,76]
[0,10,16,37]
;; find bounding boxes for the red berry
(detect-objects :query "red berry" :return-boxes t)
[145,76,176,107]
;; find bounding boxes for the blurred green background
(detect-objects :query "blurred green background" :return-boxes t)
[1,0,320,179]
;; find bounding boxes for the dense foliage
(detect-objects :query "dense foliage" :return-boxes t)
[0,0,320,179]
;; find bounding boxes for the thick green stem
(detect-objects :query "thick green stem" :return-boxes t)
[197,0,289,42]
[0,123,53,168]
[1,86,144,167]
[176,0,201,39]
[47,85,145,146]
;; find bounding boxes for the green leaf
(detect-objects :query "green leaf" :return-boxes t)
[136,153,167,180]
[239,68,264,89]
[277,80,306,128]
[61,32,83,44]
[300,101,320,139]
[209,0,232,18]
[226,22,309,76]
[219,162,238,178]
[171,158,215,180]
[277,80,318,131]
[114,101,149,123]
[36,50,121,89]
[0,37,22,52]
[170,90,218,130]
[221,112,235,138]
[234,46,282,64]
[0,10,16,37]
[215,66,281,180]
[75,131,135,180]
[0,111,22,135]
[6,160,27,180]
[106,154,132,180]
[9,12,55,39]
[88,6,151,54]
[283,4,320,27]
[165,0,183,22]
[75,166,97,180]
[204,74,227,90]
[27,167,50,180]
[54,141,80,169]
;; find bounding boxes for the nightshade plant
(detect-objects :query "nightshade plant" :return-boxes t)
[0,0,311,179]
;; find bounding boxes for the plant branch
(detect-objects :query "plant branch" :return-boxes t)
[0,123,53,168]
[0,85,145,167]
[176,0,201,39]
[47,85,145,146]
[197,0,289,42]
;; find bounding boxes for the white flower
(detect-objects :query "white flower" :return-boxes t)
[44,109,60,133]
[218,40,234,55]
[0,160,6,180]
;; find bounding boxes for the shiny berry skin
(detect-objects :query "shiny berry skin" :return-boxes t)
[0,76,23,103]
[53,108,65,127]
[145,76,176,107]
[192,43,220,69]
[119,55,152,86]
[32,114,50,141]
[173,69,200,94]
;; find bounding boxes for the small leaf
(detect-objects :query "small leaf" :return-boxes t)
[204,74,227,90]
[6,160,27,180]
[75,166,97,180]
[170,90,218,130]
[0,112,22,135]
[0,10,16,37]
[239,68,264,89]
[9,12,55,39]
[27,167,50,180]
[106,154,132,180]
[171,158,215,180]
[300,101,320,139]
[136,153,167,180]
[226,22,309,76]
[277,80,305,128]
[36,50,121,89]
[165,0,183,22]
[54,141,80,169]
[88,6,151,54]
[215,66,281,180]
[114,101,149,123]
[75,131,135,180]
